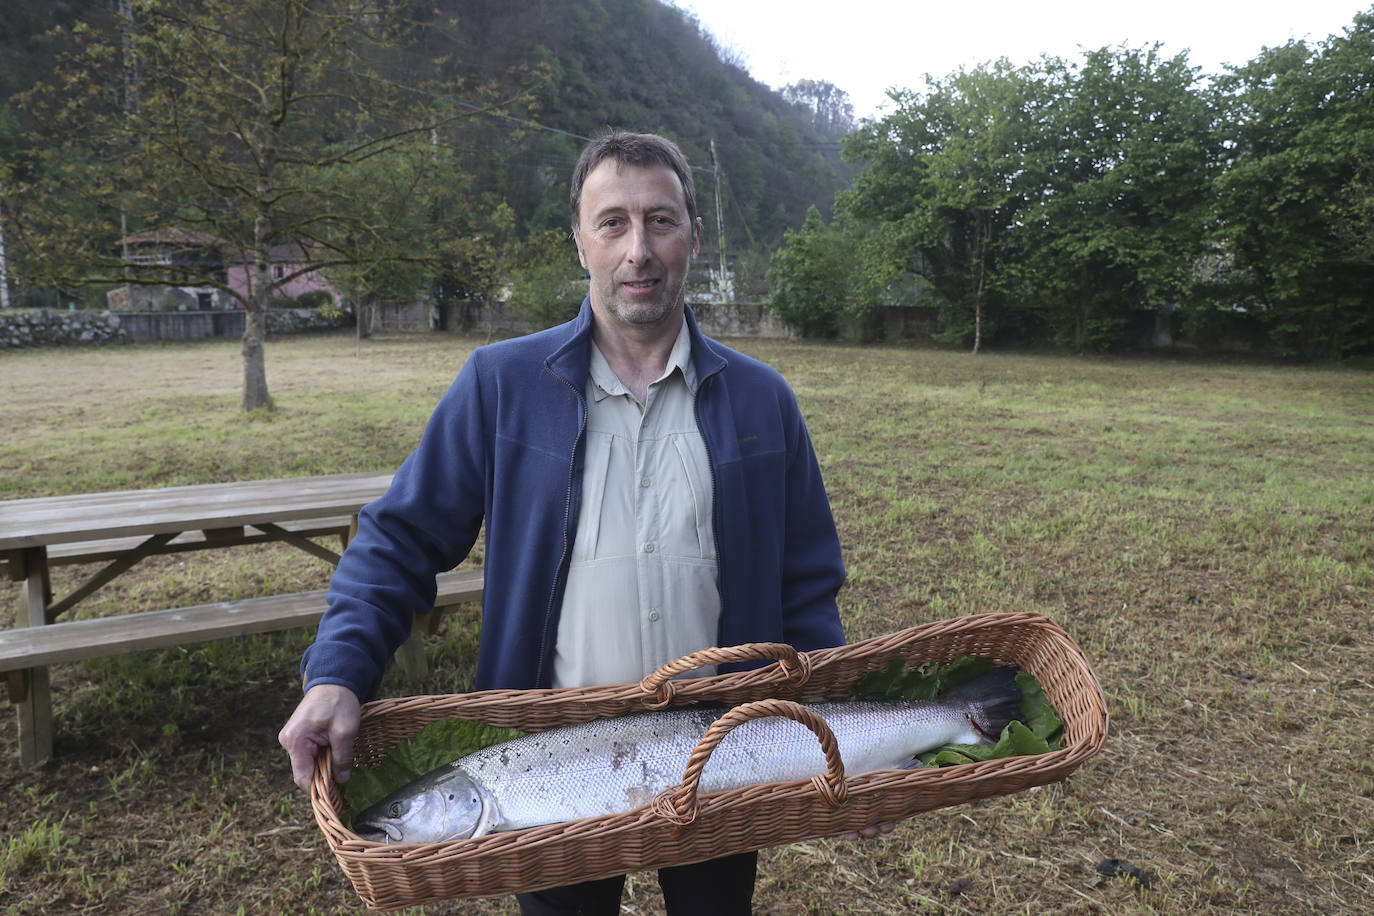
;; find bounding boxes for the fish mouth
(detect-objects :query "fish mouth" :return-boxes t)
[354,820,404,843]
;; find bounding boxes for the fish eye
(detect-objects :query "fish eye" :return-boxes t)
[387,802,402,818]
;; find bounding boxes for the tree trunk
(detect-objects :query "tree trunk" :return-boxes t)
[972,218,987,355]
[243,207,272,410]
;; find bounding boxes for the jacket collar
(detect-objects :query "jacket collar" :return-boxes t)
[545,298,727,388]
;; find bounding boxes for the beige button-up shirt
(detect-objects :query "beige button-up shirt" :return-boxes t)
[551,320,721,688]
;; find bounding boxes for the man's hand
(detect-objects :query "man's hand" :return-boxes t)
[843,822,897,842]
[277,683,361,792]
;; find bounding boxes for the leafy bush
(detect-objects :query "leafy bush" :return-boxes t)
[765,205,852,338]
[294,289,335,310]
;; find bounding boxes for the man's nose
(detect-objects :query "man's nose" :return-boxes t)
[625,221,652,262]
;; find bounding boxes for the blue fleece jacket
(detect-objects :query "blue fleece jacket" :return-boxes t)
[301,301,845,698]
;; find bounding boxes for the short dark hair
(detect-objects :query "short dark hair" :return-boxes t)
[570,131,697,230]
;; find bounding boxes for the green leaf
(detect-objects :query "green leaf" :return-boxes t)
[1016,671,1065,747]
[852,653,995,700]
[857,655,1065,768]
[343,718,523,820]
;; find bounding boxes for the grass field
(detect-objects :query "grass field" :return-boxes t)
[2,330,1371,914]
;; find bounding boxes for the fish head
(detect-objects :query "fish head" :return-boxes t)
[948,666,1023,744]
[353,766,495,844]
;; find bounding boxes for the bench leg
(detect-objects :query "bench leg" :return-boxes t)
[393,610,431,683]
[15,668,54,767]
[12,552,54,769]
[16,546,56,766]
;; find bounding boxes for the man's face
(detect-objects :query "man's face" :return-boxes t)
[574,159,701,333]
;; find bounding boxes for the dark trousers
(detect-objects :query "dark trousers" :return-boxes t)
[515,851,758,915]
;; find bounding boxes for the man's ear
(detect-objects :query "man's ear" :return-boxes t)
[572,227,588,270]
[691,217,702,258]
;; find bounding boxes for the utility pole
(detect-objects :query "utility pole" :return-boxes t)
[0,195,10,308]
[709,139,730,302]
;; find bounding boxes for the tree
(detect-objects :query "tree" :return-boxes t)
[765,205,854,338]
[316,135,458,346]
[782,79,856,139]
[10,0,522,409]
[1210,13,1374,358]
[503,228,583,329]
[838,62,1037,351]
[1016,45,1216,350]
[1335,156,1374,267]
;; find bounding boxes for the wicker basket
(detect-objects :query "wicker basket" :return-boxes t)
[310,611,1108,911]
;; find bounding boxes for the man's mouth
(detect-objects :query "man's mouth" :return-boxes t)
[621,278,660,293]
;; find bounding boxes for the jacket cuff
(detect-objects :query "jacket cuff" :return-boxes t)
[301,642,382,700]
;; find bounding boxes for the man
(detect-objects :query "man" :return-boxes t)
[278,131,847,914]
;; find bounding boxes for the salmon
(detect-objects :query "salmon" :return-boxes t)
[353,665,1022,844]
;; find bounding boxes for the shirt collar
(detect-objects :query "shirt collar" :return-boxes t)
[588,317,698,402]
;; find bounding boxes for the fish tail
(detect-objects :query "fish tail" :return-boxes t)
[945,665,1023,741]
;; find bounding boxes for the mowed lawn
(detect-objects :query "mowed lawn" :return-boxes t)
[1,330,1371,914]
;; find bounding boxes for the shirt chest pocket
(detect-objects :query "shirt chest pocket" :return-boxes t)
[572,428,714,562]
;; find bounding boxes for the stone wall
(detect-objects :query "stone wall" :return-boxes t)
[2,303,947,351]
[689,301,792,339]
[0,310,129,349]
[368,300,430,332]
[448,300,796,340]
[0,307,352,350]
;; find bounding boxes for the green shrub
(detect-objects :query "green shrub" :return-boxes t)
[294,289,334,310]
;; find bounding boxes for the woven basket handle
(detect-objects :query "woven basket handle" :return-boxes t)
[651,698,849,826]
[639,642,811,709]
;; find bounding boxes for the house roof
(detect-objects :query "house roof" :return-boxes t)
[116,227,230,250]
[115,228,325,267]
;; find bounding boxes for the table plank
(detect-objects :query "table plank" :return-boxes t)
[0,472,393,550]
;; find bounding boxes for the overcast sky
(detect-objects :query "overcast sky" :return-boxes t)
[672,1,1372,118]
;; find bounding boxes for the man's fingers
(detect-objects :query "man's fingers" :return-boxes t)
[290,740,319,793]
[331,736,353,785]
[842,822,897,842]
[281,730,326,792]
[279,684,361,792]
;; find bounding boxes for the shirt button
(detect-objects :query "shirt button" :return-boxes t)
[643,542,655,553]
[647,610,661,622]
[640,477,652,488]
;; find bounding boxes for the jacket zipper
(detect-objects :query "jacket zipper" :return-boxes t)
[694,368,727,635]
[535,367,587,687]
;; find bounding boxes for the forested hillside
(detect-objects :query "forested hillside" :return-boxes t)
[1,0,850,255]
[426,1,850,242]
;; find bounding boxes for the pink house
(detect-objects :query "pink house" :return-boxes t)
[107,230,338,310]
[225,243,339,308]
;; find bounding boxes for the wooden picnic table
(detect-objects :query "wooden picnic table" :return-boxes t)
[1,471,395,765]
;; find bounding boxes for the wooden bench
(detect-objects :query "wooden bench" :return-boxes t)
[1,567,484,763]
